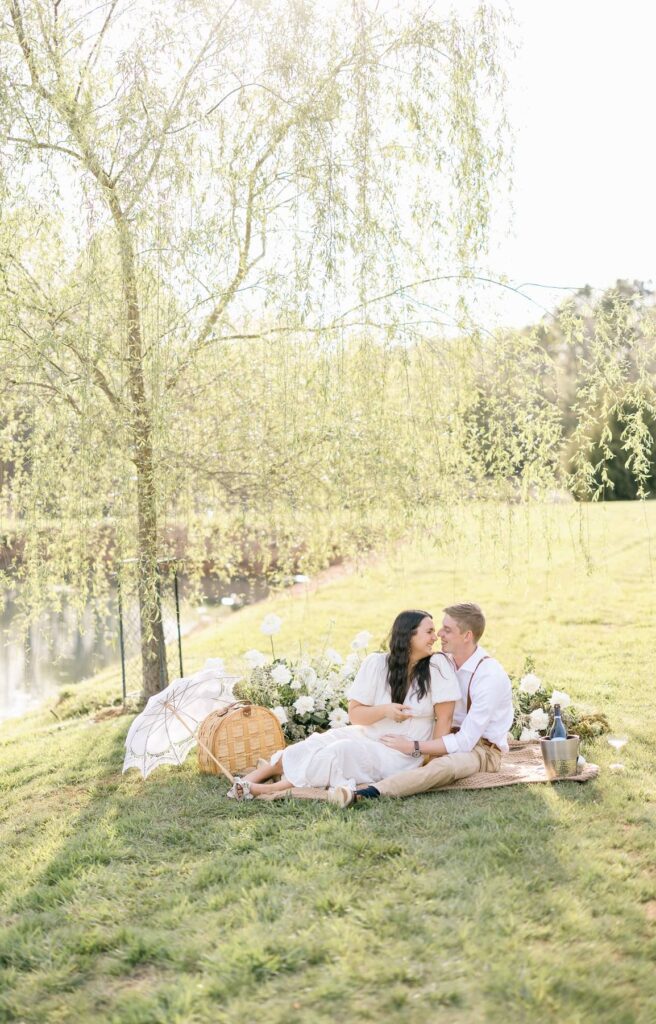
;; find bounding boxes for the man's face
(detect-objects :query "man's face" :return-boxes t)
[438,614,469,657]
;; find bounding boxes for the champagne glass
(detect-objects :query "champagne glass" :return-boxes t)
[607,735,628,771]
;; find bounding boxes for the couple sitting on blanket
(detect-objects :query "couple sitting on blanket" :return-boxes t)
[227,602,514,807]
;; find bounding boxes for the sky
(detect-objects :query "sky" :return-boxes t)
[486,0,656,325]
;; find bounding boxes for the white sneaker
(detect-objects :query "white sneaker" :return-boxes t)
[328,785,355,808]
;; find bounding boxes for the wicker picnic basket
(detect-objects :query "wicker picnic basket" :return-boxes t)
[197,703,285,776]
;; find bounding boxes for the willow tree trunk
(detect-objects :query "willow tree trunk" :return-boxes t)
[108,191,168,700]
[7,1,169,699]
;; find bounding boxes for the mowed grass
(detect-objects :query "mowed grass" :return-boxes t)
[1,502,655,1024]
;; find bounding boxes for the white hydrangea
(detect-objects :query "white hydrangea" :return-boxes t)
[271,664,292,686]
[260,614,283,636]
[244,649,267,668]
[520,727,540,741]
[519,673,542,695]
[529,708,549,731]
[293,695,315,716]
[329,708,350,728]
[549,689,572,709]
[351,630,373,651]
[272,705,288,725]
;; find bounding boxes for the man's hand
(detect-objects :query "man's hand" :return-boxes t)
[380,734,414,753]
[382,704,413,723]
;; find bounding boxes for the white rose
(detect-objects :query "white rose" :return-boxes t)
[351,630,373,651]
[271,664,292,686]
[519,673,542,695]
[520,727,540,741]
[297,665,317,688]
[272,705,288,725]
[293,695,315,716]
[325,648,344,666]
[244,649,267,668]
[529,708,549,731]
[261,614,283,636]
[549,689,572,709]
[329,707,349,728]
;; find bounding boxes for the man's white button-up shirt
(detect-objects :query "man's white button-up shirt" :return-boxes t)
[442,645,514,754]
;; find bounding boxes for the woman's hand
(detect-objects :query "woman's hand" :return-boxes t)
[382,703,413,722]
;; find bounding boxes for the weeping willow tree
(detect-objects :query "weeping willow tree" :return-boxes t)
[0,0,517,697]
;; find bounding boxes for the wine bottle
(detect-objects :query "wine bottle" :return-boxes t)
[549,703,567,740]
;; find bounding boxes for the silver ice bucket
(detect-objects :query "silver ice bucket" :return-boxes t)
[540,735,580,780]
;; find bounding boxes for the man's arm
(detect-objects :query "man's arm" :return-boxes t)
[379,700,455,758]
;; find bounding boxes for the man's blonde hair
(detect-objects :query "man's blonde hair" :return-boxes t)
[443,603,486,642]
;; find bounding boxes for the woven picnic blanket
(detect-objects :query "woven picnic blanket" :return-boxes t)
[262,740,599,801]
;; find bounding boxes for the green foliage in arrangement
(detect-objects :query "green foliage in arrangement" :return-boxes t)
[1,504,655,1024]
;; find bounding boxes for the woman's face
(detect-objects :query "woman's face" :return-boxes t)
[409,615,436,661]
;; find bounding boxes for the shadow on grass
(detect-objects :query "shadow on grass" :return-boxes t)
[2,726,636,1024]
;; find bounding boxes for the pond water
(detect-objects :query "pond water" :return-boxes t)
[0,575,269,723]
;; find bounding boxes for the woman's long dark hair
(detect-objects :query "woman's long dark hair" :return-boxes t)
[386,609,434,704]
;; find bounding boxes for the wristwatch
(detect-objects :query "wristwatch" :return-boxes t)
[411,740,422,758]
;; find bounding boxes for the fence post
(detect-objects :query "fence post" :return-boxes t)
[117,577,127,706]
[174,568,184,678]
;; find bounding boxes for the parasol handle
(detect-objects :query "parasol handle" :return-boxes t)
[168,706,235,784]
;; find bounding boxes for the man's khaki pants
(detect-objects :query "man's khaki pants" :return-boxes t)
[375,741,502,798]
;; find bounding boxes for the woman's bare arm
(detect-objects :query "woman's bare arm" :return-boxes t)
[348,699,413,725]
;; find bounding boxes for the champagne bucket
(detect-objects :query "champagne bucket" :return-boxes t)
[540,735,580,780]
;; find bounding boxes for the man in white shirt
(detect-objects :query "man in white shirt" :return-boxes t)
[331,602,513,805]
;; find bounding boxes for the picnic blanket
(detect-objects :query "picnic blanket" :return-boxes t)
[260,740,599,800]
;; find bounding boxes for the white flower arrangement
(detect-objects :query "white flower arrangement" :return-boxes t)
[511,661,607,742]
[234,634,365,742]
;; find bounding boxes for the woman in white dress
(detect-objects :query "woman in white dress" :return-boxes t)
[226,609,460,800]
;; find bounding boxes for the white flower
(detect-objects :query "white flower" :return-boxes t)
[290,676,303,690]
[325,648,344,666]
[549,689,572,709]
[261,614,283,636]
[271,664,292,686]
[272,705,288,725]
[296,665,317,688]
[520,727,540,741]
[244,649,267,668]
[529,708,549,732]
[329,707,349,728]
[293,574,311,584]
[340,652,361,678]
[293,695,315,716]
[351,630,373,651]
[519,673,542,695]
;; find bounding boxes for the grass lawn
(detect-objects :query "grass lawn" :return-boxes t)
[1,502,655,1023]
